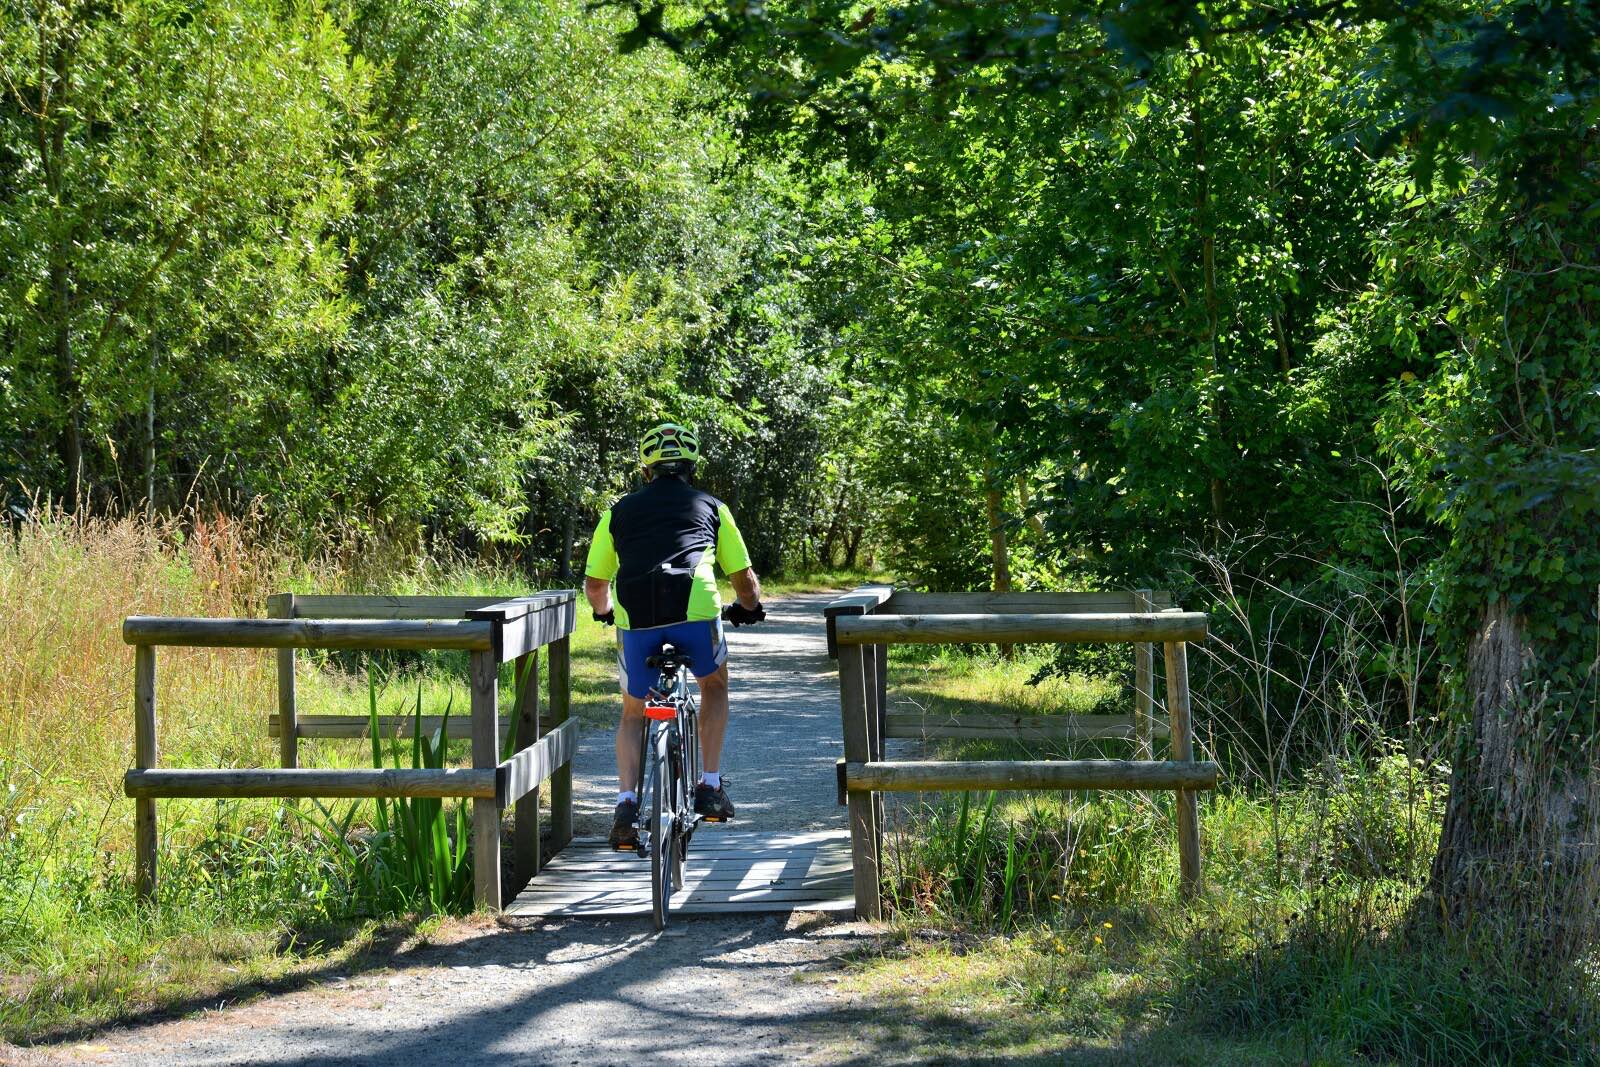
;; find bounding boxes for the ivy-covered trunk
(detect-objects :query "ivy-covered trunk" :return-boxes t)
[1387,149,1600,961]
[1429,601,1600,961]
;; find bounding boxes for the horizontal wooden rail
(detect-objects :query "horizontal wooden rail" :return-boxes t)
[882,590,1175,614]
[123,767,498,799]
[884,711,1170,742]
[834,612,1208,646]
[497,718,579,805]
[267,714,514,740]
[122,616,493,651]
[844,759,1219,793]
[282,595,514,620]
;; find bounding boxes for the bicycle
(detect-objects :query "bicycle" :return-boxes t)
[633,643,702,930]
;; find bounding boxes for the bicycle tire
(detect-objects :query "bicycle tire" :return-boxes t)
[650,733,672,931]
[670,741,686,892]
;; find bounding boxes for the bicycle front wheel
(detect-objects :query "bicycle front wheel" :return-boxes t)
[650,736,672,931]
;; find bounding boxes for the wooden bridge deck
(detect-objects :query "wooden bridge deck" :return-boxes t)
[506,828,854,917]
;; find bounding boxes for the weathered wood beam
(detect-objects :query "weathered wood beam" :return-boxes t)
[474,599,578,662]
[497,718,578,805]
[835,612,1208,647]
[882,590,1175,614]
[279,595,511,620]
[267,714,505,740]
[822,585,895,657]
[844,759,1219,793]
[883,711,1171,741]
[122,616,493,651]
[123,767,496,799]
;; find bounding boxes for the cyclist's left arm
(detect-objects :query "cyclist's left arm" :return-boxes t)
[715,504,762,610]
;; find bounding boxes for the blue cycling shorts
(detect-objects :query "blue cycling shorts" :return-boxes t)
[616,619,727,699]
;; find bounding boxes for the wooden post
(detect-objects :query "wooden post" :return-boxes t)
[1133,589,1154,760]
[470,650,502,910]
[546,634,573,857]
[1165,640,1201,898]
[267,593,297,770]
[511,651,540,892]
[838,643,881,920]
[134,644,158,902]
[861,642,884,876]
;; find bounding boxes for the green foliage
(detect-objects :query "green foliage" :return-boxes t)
[0,0,861,574]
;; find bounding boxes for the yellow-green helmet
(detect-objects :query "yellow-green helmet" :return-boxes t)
[639,422,700,467]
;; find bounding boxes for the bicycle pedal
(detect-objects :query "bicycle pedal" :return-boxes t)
[699,814,727,823]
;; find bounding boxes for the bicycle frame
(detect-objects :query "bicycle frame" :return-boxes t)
[633,656,701,928]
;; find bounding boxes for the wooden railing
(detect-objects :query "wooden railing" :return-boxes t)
[825,586,1219,919]
[124,591,577,911]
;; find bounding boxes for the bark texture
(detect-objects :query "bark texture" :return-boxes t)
[1429,599,1600,962]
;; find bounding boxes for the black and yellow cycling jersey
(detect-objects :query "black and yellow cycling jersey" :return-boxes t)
[584,475,753,630]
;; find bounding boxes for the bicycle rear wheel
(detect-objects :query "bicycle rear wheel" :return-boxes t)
[649,735,672,931]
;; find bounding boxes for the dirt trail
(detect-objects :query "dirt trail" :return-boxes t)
[28,593,897,1067]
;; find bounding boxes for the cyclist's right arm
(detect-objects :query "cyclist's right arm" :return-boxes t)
[584,509,618,621]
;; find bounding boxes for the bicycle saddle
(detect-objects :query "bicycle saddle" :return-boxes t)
[645,644,690,671]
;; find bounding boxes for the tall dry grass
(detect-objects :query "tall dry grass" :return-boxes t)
[0,509,306,822]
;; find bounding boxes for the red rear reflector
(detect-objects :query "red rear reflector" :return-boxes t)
[644,703,676,721]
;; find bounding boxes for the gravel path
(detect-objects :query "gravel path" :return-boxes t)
[25,592,891,1067]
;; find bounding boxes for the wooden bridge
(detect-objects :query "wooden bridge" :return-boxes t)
[121,587,1215,919]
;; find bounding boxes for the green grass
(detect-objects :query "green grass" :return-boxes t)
[0,514,869,1044]
[841,645,1600,1066]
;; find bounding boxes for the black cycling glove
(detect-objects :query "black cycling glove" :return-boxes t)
[593,608,615,626]
[721,601,766,627]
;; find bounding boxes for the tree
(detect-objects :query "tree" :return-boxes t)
[618,0,1600,955]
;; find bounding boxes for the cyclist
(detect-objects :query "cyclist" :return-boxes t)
[583,422,766,851]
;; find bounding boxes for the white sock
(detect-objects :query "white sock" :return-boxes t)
[701,771,720,789]
[618,791,637,804]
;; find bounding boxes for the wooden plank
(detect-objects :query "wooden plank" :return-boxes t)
[836,612,1208,647]
[269,714,506,740]
[547,635,573,857]
[464,590,578,623]
[470,649,502,911]
[845,758,1220,792]
[561,831,849,849]
[124,767,497,798]
[1166,640,1202,898]
[511,651,540,892]
[884,711,1170,741]
[284,595,511,620]
[1133,589,1155,760]
[509,898,855,917]
[497,718,578,805]
[882,590,1175,614]
[133,644,158,902]
[515,886,851,905]
[267,594,298,770]
[535,861,852,878]
[821,585,894,657]
[122,616,493,651]
[489,600,578,663]
[838,643,881,920]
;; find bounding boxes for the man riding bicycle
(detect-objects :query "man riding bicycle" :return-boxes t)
[584,422,766,851]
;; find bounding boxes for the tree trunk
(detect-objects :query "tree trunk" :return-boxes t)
[557,510,575,579]
[1016,475,1046,538]
[41,36,82,505]
[984,484,1011,594]
[145,350,158,518]
[1428,599,1600,963]
[984,470,1014,660]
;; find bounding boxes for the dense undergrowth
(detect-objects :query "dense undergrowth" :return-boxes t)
[865,643,1599,1065]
